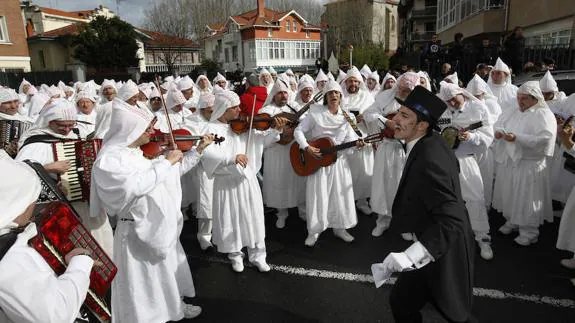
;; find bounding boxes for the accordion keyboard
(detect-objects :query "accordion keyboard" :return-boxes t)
[54,142,83,201]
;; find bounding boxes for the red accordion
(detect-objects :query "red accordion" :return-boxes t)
[52,139,102,202]
[29,202,116,322]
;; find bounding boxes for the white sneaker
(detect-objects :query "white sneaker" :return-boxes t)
[514,235,538,246]
[478,241,494,260]
[198,238,213,251]
[276,216,286,229]
[570,278,575,287]
[183,304,202,319]
[401,233,414,241]
[231,259,244,272]
[498,223,517,235]
[371,224,389,237]
[305,233,319,247]
[356,200,372,215]
[560,258,575,269]
[333,229,354,242]
[252,260,271,272]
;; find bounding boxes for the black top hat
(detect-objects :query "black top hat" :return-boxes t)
[395,86,447,131]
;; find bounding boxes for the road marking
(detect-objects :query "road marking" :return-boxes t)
[190,254,575,309]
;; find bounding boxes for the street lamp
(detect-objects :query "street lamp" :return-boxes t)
[348,44,354,67]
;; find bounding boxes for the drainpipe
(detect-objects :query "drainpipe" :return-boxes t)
[503,0,510,31]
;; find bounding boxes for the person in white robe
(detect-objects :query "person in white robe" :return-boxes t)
[269,66,278,81]
[196,75,213,95]
[188,93,216,250]
[360,64,372,82]
[443,72,459,86]
[437,82,495,260]
[179,76,200,112]
[488,58,518,108]
[341,66,375,215]
[366,71,381,98]
[336,69,346,84]
[362,72,419,237]
[493,81,556,246]
[27,90,51,122]
[418,71,432,91]
[75,91,97,138]
[260,81,306,229]
[17,78,37,117]
[294,80,363,246]
[99,79,117,105]
[327,71,335,81]
[296,80,315,107]
[381,73,397,91]
[466,74,502,209]
[15,99,114,257]
[539,71,573,206]
[0,88,34,156]
[201,90,288,272]
[555,124,575,283]
[147,87,163,114]
[90,100,213,322]
[315,69,328,92]
[259,69,274,94]
[156,87,196,133]
[213,72,229,90]
[0,150,94,323]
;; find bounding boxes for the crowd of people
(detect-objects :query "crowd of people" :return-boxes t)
[0,55,574,322]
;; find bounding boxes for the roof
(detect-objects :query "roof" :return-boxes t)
[39,7,94,20]
[29,23,200,48]
[207,23,225,31]
[230,7,301,28]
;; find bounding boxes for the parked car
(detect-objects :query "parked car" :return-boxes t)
[513,70,575,95]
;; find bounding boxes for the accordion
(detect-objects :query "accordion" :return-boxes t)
[52,139,102,202]
[29,202,116,323]
[0,119,33,157]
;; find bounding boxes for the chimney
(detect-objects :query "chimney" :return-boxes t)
[257,0,265,18]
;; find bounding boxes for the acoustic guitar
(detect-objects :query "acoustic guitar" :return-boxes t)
[290,131,385,176]
[276,92,324,145]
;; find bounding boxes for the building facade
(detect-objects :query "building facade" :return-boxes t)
[398,0,437,51]
[322,0,399,57]
[0,0,31,72]
[202,0,322,73]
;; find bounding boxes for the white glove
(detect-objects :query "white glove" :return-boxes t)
[371,252,414,288]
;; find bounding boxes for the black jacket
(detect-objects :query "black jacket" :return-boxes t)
[392,132,475,322]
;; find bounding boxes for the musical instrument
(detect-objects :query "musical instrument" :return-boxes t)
[141,128,224,159]
[381,113,396,139]
[229,112,286,134]
[290,131,386,176]
[0,119,33,157]
[29,201,117,323]
[52,139,102,202]
[276,92,324,145]
[440,121,483,149]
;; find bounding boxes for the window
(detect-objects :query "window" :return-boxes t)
[38,50,46,68]
[268,28,272,37]
[224,48,229,63]
[232,46,238,61]
[0,16,9,43]
[306,30,310,38]
[249,42,256,62]
[293,20,297,32]
[286,20,290,32]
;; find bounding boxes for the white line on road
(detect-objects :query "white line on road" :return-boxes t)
[190,255,575,309]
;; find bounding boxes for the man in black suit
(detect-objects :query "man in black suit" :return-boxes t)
[372,86,476,323]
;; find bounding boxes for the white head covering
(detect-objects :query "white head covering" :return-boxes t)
[101,79,117,92]
[118,80,139,102]
[263,79,290,106]
[167,88,187,110]
[0,150,42,230]
[0,88,20,103]
[367,71,381,92]
[417,71,432,91]
[197,93,216,110]
[466,74,496,98]
[342,66,366,95]
[540,70,558,93]
[299,74,315,86]
[47,85,63,98]
[103,98,154,148]
[75,90,97,104]
[18,79,33,95]
[438,81,480,103]
[360,64,372,79]
[178,76,195,91]
[336,69,346,84]
[298,80,314,93]
[38,98,77,124]
[285,69,294,77]
[269,66,277,75]
[324,79,343,96]
[149,87,161,99]
[381,73,396,88]
[196,75,213,92]
[488,57,512,85]
[164,75,175,83]
[210,90,240,122]
[213,73,228,88]
[443,72,459,85]
[518,81,545,102]
[327,72,335,81]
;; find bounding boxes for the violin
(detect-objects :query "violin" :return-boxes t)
[229,113,292,134]
[141,128,224,159]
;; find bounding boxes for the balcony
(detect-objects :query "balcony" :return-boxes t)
[409,6,437,19]
[410,31,435,42]
[223,32,241,45]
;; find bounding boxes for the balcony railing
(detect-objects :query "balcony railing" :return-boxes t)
[410,31,435,41]
[223,32,241,45]
[410,6,437,18]
[145,63,198,74]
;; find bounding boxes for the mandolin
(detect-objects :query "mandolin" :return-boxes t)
[441,121,483,149]
[290,131,385,176]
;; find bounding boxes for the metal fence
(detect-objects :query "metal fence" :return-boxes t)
[0,71,73,89]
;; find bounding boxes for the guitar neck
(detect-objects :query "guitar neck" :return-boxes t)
[463,121,483,132]
[320,140,358,154]
[294,100,315,119]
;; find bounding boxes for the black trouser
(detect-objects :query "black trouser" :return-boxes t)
[389,270,477,323]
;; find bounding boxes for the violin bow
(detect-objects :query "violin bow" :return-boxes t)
[244,94,257,155]
[154,75,177,150]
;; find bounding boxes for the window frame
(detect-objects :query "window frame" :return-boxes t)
[0,16,10,43]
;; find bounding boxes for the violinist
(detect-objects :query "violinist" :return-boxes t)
[293,80,364,247]
[201,90,289,273]
[177,76,199,113]
[90,99,214,322]
[296,80,315,106]
[260,81,306,229]
[155,88,195,133]
[147,87,163,114]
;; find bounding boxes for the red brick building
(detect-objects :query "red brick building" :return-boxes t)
[0,0,31,72]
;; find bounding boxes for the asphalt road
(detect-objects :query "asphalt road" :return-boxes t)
[175,207,575,323]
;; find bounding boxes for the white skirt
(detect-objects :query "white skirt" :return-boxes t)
[180,166,199,207]
[458,156,489,233]
[195,166,214,219]
[557,187,575,253]
[506,159,553,227]
[306,155,357,234]
[348,144,374,200]
[476,146,495,208]
[550,144,575,203]
[211,167,266,253]
[492,160,513,215]
[370,139,406,216]
[262,143,306,208]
